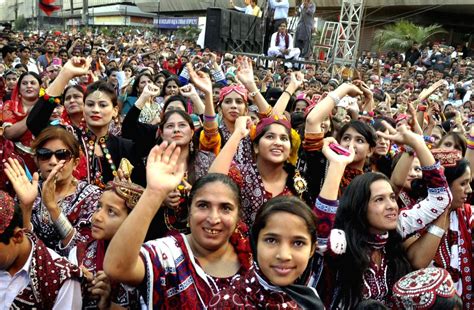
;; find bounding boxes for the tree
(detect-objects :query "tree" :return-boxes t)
[14,15,28,31]
[373,20,446,52]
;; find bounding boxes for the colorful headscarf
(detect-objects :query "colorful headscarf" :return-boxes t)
[218,84,248,104]
[250,115,301,166]
[431,149,462,167]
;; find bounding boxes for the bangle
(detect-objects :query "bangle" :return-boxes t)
[203,114,217,122]
[284,90,293,97]
[417,105,427,112]
[43,93,61,105]
[427,225,445,238]
[53,213,74,239]
[328,92,341,106]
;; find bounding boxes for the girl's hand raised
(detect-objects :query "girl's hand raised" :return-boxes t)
[322,137,355,166]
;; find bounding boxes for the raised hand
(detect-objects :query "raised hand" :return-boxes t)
[4,158,39,208]
[236,56,256,87]
[376,120,423,147]
[61,56,93,79]
[289,71,304,90]
[42,160,67,210]
[322,137,355,166]
[334,83,363,98]
[139,84,160,100]
[179,83,198,98]
[234,116,251,138]
[187,62,212,95]
[82,268,112,310]
[145,141,185,195]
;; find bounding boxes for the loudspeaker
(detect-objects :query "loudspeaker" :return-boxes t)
[204,8,262,54]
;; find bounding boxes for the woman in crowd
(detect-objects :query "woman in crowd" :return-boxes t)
[317,122,452,308]
[4,126,102,254]
[2,71,41,172]
[104,142,251,309]
[61,85,85,128]
[403,150,473,309]
[69,180,144,309]
[119,72,153,118]
[27,57,146,187]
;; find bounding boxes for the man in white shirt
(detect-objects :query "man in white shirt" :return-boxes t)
[0,192,82,309]
[270,0,289,33]
[12,46,39,74]
[268,21,301,60]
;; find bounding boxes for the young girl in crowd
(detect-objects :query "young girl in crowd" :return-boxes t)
[27,57,146,187]
[5,126,101,255]
[69,180,144,309]
[104,142,251,309]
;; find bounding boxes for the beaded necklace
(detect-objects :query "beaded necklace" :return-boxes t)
[82,128,117,189]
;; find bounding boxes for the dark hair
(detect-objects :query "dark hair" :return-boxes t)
[130,72,153,97]
[333,173,411,307]
[0,203,23,245]
[159,110,194,133]
[253,122,292,151]
[188,173,241,212]
[337,120,377,148]
[1,45,16,58]
[431,295,463,310]
[250,196,317,256]
[17,71,41,88]
[160,76,181,97]
[436,132,467,156]
[444,158,470,186]
[163,95,188,113]
[63,84,85,103]
[122,64,134,75]
[354,299,388,310]
[31,126,81,159]
[85,80,118,107]
[14,63,28,71]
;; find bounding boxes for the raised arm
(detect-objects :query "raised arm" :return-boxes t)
[179,83,205,115]
[104,142,185,286]
[305,83,362,133]
[272,71,304,117]
[236,57,272,117]
[208,116,250,174]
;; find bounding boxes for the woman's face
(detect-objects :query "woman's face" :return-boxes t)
[294,100,307,113]
[257,212,314,286]
[19,74,40,100]
[124,67,133,79]
[35,138,77,183]
[255,124,291,165]
[83,91,118,131]
[339,127,372,164]
[444,105,455,114]
[321,116,331,134]
[156,76,165,90]
[161,113,193,147]
[64,88,84,115]
[220,92,247,123]
[91,191,128,240]
[374,129,390,156]
[165,101,186,113]
[188,181,240,252]
[165,80,179,96]
[367,180,398,234]
[438,135,461,152]
[138,75,152,94]
[403,157,422,190]
[450,167,472,209]
[5,73,18,91]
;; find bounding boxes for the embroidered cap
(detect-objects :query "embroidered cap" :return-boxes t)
[392,267,457,309]
[0,191,15,234]
[105,181,145,210]
[431,149,462,167]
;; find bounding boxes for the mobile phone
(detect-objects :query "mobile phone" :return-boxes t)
[52,58,62,66]
[329,143,351,156]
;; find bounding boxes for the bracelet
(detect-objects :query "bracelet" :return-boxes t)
[203,114,217,122]
[284,90,293,97]
[467,134,474,142]
[43,93,61,105]
[427,224,445,238]
[417,105,427,112]
[53,213,74,239]
[328,92,341,106]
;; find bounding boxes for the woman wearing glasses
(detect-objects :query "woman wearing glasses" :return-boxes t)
[5,126,102,255]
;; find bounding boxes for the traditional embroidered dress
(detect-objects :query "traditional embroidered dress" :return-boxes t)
[429,205,474,309]
[139,232,249,309]
[228,162,293,228]
[314,162,452,308]
[209,268,302,309]
[70,240,142,309]
[31,180,102,255]
[9,233,81,309]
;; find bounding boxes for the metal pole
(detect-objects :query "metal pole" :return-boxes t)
[157,1,161,35]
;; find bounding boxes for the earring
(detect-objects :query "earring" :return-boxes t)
[189,140,194,153]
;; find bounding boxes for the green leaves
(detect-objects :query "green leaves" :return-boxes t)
[373,20,447,52]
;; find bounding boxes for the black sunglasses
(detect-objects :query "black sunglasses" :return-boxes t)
[36,148,72,162]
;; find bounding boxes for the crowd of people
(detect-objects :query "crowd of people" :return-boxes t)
[1,2,474,308]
